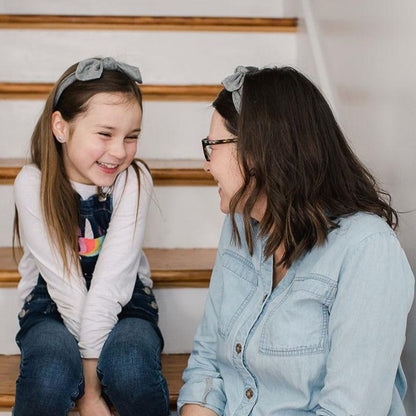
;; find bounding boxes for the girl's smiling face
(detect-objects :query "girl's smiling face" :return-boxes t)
[52,92,142,186]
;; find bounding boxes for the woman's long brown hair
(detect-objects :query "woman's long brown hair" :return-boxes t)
[213,67,397,268]
[14,62,144,273]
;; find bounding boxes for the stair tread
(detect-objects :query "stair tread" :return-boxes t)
[0,158,216,186]
[0,247,216,288]
[0,353,188,409]
[0,14,298,32]
[0,83,223,101]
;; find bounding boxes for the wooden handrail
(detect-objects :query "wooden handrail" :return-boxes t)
[0,15,297,32]
[0,83,222,101]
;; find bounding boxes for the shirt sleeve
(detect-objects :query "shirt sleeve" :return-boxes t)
[78,162,153,358]
[316,231,414,416]
[177,221,229,416]
[14,165,87,340]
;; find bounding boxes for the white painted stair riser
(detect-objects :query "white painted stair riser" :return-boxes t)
[0,31,296,84]
[0,0,288,17]
[0,185,225,248]
[0,287,208,355]
[0,101,216,160]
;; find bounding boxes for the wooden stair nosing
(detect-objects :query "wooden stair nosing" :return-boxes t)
[0,83,223,102]
[0,247,216,288]
[0,159,216,186]
[0,353,189,409]
[0,15,298,32]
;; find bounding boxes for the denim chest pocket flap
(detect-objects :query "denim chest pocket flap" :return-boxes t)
[260,275,337,356]
[218,250,258,338]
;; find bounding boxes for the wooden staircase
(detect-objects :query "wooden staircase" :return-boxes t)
[0,354,189,411]
[0,4,297,413]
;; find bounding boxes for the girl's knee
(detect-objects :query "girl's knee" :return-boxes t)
[15,364,82,416]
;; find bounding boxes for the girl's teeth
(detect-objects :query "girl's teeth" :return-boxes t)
[98,162,117,168]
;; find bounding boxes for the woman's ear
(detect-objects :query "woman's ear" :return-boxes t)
[51,111,69,143]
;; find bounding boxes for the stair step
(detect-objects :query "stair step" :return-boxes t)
[0,159,215,186]
[0,353,188,410]
[0,83,222,101]
[0,247,216,288]
[0,15,297,32]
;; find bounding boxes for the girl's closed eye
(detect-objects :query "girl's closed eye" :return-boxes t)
[98,131,112,138]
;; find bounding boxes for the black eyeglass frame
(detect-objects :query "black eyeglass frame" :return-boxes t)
[201,137,238,161]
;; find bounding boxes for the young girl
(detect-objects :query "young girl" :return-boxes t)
[13,57,169,416]
[178,66,414,415]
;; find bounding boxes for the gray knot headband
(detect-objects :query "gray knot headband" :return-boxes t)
[54,57,142,107]
[221,65,259,113]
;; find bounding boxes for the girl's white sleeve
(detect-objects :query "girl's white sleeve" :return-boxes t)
[78,162,153,358]
[13,165,87,340]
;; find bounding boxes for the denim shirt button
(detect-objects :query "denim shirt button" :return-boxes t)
[18,309,27,318]
[143,286,152,295]
[245,388,254,399]
[150,301,158,310]
[235,343,242,354]
[25,294,33,303]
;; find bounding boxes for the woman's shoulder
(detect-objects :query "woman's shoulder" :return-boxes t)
[298,212,400,279]
[333,212,395,245]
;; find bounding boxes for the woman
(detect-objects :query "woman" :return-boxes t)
[178,66,414,415]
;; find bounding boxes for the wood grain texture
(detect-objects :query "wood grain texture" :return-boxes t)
[0,14,297,32]
[0,158,216,186]
[0,83,222,101]
[0,247,216,288]
[0,354,189,408]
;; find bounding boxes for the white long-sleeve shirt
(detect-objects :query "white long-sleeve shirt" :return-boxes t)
[14,162,153,358]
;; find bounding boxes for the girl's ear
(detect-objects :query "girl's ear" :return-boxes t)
[51,111,69,143]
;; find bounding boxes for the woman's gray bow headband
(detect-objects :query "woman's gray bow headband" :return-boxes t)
[54,57,142,107]
[221,65,259,113]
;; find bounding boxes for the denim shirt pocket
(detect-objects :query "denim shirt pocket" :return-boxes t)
[259,274,336,356]
[218,250,258,338]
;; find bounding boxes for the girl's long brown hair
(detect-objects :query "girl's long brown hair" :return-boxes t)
[14,61,145,273]
[213,67,397,268]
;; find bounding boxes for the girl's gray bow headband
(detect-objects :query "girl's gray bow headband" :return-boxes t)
[221,65,259,113]
[54,57,142,107]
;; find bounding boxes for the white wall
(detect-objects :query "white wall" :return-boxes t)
[295,1,416,413]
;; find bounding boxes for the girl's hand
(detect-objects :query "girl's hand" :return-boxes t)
[78,358,112,416]
[78,394,112,416]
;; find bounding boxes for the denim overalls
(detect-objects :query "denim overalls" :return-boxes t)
[14,193,169,416]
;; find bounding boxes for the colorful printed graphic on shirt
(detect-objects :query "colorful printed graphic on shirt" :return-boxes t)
[79,235,106,257]
[78,216,107,257]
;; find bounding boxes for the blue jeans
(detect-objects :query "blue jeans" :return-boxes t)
[14,277,169,416]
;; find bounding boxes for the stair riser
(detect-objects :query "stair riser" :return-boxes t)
[0,186,225,247]
[0,101,214,160]
[0,287,207,354]
[0,31,296,84]
[0,0,286,17]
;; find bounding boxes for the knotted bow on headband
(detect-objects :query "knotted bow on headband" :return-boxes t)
[221,65,259,113]
[54,57,142,106]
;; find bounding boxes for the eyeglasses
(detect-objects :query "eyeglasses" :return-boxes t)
[201,137,238,161]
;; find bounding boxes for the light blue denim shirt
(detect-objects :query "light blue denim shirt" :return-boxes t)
[178,212,414,416]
